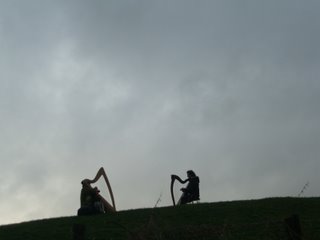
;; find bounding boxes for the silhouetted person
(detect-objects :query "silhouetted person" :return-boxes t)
[171,170,200,205]
[77,167,116,216]
[78,179,105,216]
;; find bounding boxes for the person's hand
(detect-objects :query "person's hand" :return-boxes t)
[93,187,100,193]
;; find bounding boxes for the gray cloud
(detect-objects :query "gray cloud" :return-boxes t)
[0,0,319,225]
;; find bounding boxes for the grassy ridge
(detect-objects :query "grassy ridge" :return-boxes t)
[0,197,319,239]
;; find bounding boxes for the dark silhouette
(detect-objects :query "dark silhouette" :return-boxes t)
[171,170,200,205]
[77,179,105,215]
[77,167,116,216]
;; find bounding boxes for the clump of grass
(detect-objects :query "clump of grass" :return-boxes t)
[298,182,310,197]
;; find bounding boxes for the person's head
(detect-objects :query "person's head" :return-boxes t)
[187,170,196,178]
[81,179,92,187]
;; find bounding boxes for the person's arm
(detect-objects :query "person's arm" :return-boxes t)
[184,177,198,194]
[180,178,191,192]
[171,174,189,184]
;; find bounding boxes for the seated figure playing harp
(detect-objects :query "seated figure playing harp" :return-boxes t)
[77,167,116,216]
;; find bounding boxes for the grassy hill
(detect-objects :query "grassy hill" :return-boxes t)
[0,197,319,240]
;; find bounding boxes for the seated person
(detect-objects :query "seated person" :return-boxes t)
[177,170,200,205]
[77,167,116,216]
[77,179,105,216]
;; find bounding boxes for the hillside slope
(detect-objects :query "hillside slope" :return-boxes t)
[0,197,319,240]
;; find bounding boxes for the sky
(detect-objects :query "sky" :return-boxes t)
[0,0,319,225]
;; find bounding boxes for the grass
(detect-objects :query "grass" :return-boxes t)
[0,197,319,240]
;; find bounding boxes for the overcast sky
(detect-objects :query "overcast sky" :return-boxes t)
[0,0,319,225]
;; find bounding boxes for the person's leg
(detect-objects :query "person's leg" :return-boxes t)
[78,206,96,216]
[93,201,105,213]
[178,192,188,205]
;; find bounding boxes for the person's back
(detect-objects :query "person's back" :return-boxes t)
[185,175,200,200]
